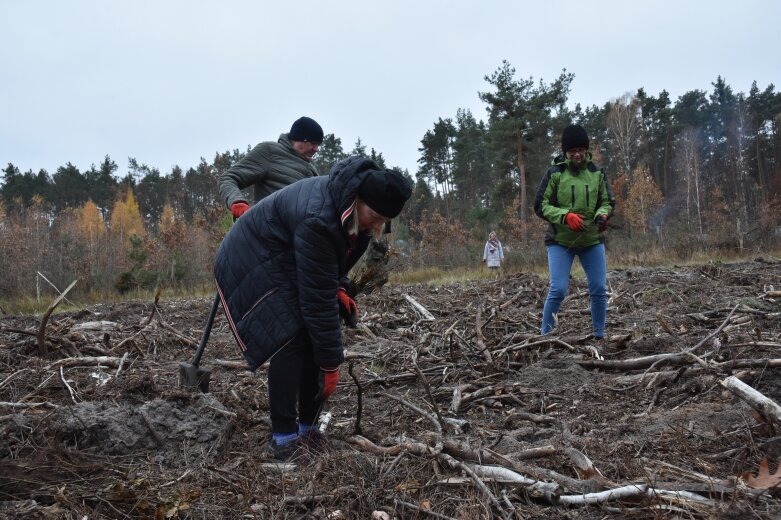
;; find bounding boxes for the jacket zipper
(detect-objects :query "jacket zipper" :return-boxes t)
[242,288,279,320]
[585,185,590,207]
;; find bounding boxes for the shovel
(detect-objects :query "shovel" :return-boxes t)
[179,293,220,392]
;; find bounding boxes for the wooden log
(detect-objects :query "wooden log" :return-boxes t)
[403,294,435,321]
[557,484,711,506]
[464,463,560,495]
[71,321,118,331]
[578,353,690,371]
[721,375,781,426]
[46,356,125,369]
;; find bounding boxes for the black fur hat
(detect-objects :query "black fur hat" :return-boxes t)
[289,116,324,142]
[561,124,589,153]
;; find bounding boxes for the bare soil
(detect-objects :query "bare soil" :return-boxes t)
[2,258,781,519]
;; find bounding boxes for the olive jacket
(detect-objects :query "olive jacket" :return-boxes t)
[218,133,318,209]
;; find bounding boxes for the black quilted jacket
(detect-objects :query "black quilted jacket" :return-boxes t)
[214,156,376,371]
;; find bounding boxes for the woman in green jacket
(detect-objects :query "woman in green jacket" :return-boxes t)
[533,124,615,342]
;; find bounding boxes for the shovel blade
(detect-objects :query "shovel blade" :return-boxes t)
[179,362,211,393]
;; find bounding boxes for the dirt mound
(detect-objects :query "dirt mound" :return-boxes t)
[49,395,231,459]
[2,259,781,518]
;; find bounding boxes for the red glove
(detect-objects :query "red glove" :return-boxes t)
[315,367,339,402]
[337,287,358,328]
[596,214,609,232]
[230,202,250,220]
[564,212,585,232]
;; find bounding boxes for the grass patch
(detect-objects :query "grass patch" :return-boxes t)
[390,266,489,286]
[1,285,216,316]
[389,248,780,286]
[3,248,777,314]
[389,264,547,286]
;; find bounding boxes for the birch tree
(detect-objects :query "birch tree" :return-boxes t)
[606,93,642,176]
[679,128,704,236]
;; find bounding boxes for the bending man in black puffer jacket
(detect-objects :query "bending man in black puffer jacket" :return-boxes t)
[214,156,412,460]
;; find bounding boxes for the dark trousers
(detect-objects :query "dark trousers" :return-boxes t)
[268,332,319,434]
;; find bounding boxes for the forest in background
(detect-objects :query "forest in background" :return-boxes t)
[1,61,780,302]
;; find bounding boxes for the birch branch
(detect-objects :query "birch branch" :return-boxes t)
[403,294,435,321]
[721,375,781,425]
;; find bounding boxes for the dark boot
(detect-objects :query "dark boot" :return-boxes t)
[297,429,331,456]
[266,439,300,462]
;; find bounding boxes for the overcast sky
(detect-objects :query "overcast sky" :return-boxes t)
[1,0,778,180]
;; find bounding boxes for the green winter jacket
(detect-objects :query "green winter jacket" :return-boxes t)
[218,133,319,209]
[533,153,615,248]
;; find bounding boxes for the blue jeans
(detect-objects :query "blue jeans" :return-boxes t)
[541,243,607,338]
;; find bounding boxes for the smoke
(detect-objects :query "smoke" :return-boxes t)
[648,191,685,232]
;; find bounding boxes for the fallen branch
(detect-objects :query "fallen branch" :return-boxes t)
[378,391,443,452]
[436,452,508,517]
[403,294,436,321]
[464,463,560,495]
[656,312,677,335]
[59,366,78,403]
[348,362,363,435]
[475,305,495,368]
[115,352,130,377]
[412,350,448,430]
[558,483,717,508]
[497,336,576,357]
[0,401,58,409]
[578,353,691,371]
[37,279,78,356]
[46,356,125,369]
[721,375,781,426]
[0,369,31,390]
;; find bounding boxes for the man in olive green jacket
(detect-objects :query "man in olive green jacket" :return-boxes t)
[219,116,323,219]
[533,124,615,343]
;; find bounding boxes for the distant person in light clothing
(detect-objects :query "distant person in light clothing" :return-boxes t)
[482,231,504,270]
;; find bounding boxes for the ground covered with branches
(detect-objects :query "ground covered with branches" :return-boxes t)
[2,258,781,519]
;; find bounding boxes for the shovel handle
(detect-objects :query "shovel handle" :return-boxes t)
[192,293,220,367]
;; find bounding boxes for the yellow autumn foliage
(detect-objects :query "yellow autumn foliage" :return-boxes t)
[79,199,106,240]
[110,188,144,241]
[624,165,664,234]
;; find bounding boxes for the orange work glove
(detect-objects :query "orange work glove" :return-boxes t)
[564,212,585,232]
[337,287,358,328]
[315,367,339,402]
[230,202,250,220]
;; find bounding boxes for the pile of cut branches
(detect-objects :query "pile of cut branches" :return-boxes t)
[2,259,781,518]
